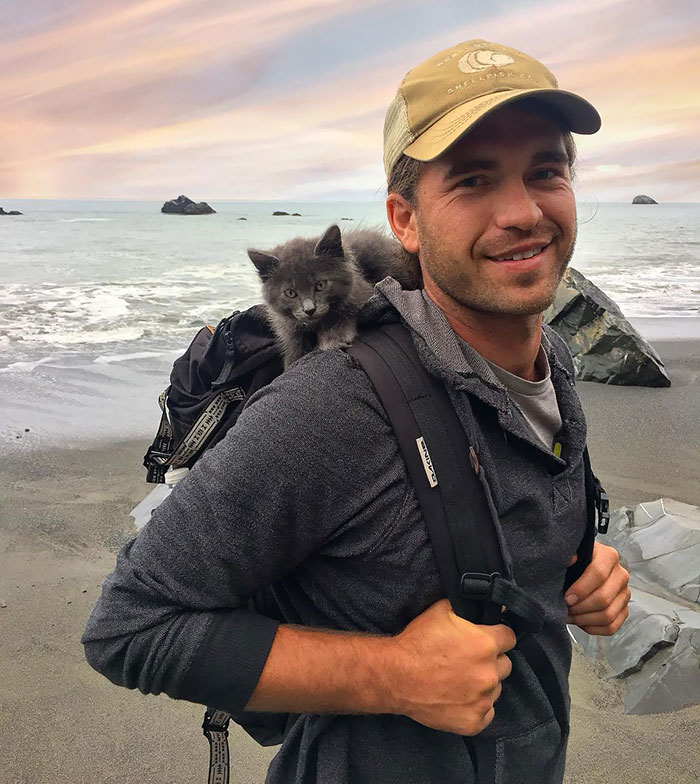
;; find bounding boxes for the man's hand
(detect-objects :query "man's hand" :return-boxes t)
[391,599,516,736]
[565,541,631,635]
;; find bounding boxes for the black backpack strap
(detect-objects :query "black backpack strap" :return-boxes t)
[143,385,247,483]
[347,323,544,636]
[348,323,573,783]
[143,386,175,483]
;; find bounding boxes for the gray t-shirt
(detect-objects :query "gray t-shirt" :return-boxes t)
[456,338,562,451]
[485,347,562,451]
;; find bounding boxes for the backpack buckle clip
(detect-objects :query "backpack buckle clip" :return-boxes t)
[202,709,230,737]
[460,571,501,599]
[596,487,610,534]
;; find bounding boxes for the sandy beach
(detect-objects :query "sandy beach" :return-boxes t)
[1,333,699,783]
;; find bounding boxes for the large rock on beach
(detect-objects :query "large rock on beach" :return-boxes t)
[544,267,671,387]
[570,499,700,714]
[161,195,215,215]
[0,207,23,215]
[606,499,700,604]
[632,194,658,204]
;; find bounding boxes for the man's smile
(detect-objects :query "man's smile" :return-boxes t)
[484,240,554,270]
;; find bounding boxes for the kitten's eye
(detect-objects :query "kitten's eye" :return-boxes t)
[284,289,297,298]
[315,280,327,291]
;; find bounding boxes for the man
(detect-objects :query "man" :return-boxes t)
[83,40,630,783]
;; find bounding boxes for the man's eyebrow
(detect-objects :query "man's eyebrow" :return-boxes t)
[442,149,569,181]
[530,149,569,167]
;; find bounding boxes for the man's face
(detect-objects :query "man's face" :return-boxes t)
[411,103,577,316]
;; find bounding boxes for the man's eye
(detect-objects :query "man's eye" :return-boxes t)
[532,168,559,181]
[458,176,484,188]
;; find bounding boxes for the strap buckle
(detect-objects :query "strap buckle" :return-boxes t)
[589,464,610,535]
[596,487,610,534]
[460,571,501,599]
[143,447,172,467]
[202,709,230,736]
[461,572,546,638]
[143,446,174,484]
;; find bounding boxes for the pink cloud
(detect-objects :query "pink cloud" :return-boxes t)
[2,0,698,200]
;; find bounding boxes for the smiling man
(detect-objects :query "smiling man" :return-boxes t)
[83,40,630,784]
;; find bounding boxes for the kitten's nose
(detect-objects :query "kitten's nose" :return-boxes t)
[302,299,316,315]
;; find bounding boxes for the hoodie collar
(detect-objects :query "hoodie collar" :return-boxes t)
[361,278,587,462]
[367,278,510,413]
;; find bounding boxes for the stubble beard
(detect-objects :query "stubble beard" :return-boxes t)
[416,216,577,317]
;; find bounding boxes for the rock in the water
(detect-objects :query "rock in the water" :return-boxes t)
[0,207,23,215]
[544,267,671,386]
[271,210,301,216]
[632,194,658,204]
[570,498,700,714]
[161,195,215,215]
[237,217,247,221]
[272,211,289,216]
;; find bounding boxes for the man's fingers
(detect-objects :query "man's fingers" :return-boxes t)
[573,604,630,636]
[565,542,619,605]
[568,569,630,616]
[496,652,512,682]
[567,586,631,627]
[485,623,517,654]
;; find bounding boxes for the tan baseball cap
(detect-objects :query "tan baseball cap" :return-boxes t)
[383,39,601,176]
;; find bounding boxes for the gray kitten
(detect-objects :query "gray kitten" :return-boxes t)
[248,224,420,368]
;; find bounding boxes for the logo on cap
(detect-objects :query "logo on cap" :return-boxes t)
[457,50,515,74]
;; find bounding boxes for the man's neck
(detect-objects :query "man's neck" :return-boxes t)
[424,285,544,381]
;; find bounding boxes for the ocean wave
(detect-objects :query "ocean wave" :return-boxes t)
[60,218,114,222]
[0,356,57,374]
[22,326,144,345]
[94,349,179,364]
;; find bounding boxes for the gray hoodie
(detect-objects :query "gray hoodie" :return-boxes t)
[82,278,589,784]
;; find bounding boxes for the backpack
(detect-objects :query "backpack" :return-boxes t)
[142,305,609,784]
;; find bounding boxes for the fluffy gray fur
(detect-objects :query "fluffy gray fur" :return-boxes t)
[248,224,421,368]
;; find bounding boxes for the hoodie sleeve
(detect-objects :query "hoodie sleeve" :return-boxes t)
[81,348,398,716]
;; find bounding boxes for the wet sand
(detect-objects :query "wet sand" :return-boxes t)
[1,336,698,783]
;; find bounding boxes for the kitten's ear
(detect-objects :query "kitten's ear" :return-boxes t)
[248,249,280,279]
[314,224,343,258]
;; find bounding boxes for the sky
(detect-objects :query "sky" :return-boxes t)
[1,0,699,202]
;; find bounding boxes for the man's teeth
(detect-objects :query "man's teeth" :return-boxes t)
[493,246,544,261]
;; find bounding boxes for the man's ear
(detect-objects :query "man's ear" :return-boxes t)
[248,249,280,279]
[386,193,419,255]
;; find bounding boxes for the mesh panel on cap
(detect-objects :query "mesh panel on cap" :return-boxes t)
[383,90,415,176]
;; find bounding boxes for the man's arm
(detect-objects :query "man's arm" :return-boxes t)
[245,599,517,737]
[82,349,398,715]
[82,348,518,736]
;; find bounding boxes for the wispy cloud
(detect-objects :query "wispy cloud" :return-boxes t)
[1,0,698,200]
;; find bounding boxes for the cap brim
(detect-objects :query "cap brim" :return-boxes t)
[403,88,601,163]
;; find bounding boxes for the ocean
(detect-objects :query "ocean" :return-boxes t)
[1,198,699,449]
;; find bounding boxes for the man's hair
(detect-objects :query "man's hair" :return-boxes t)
[387,97,578,206]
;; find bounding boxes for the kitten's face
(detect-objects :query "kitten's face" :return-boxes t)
[264,253,352,325]
[249,228,353,327]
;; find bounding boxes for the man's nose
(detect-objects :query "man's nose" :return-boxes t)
[493,180,543,232]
